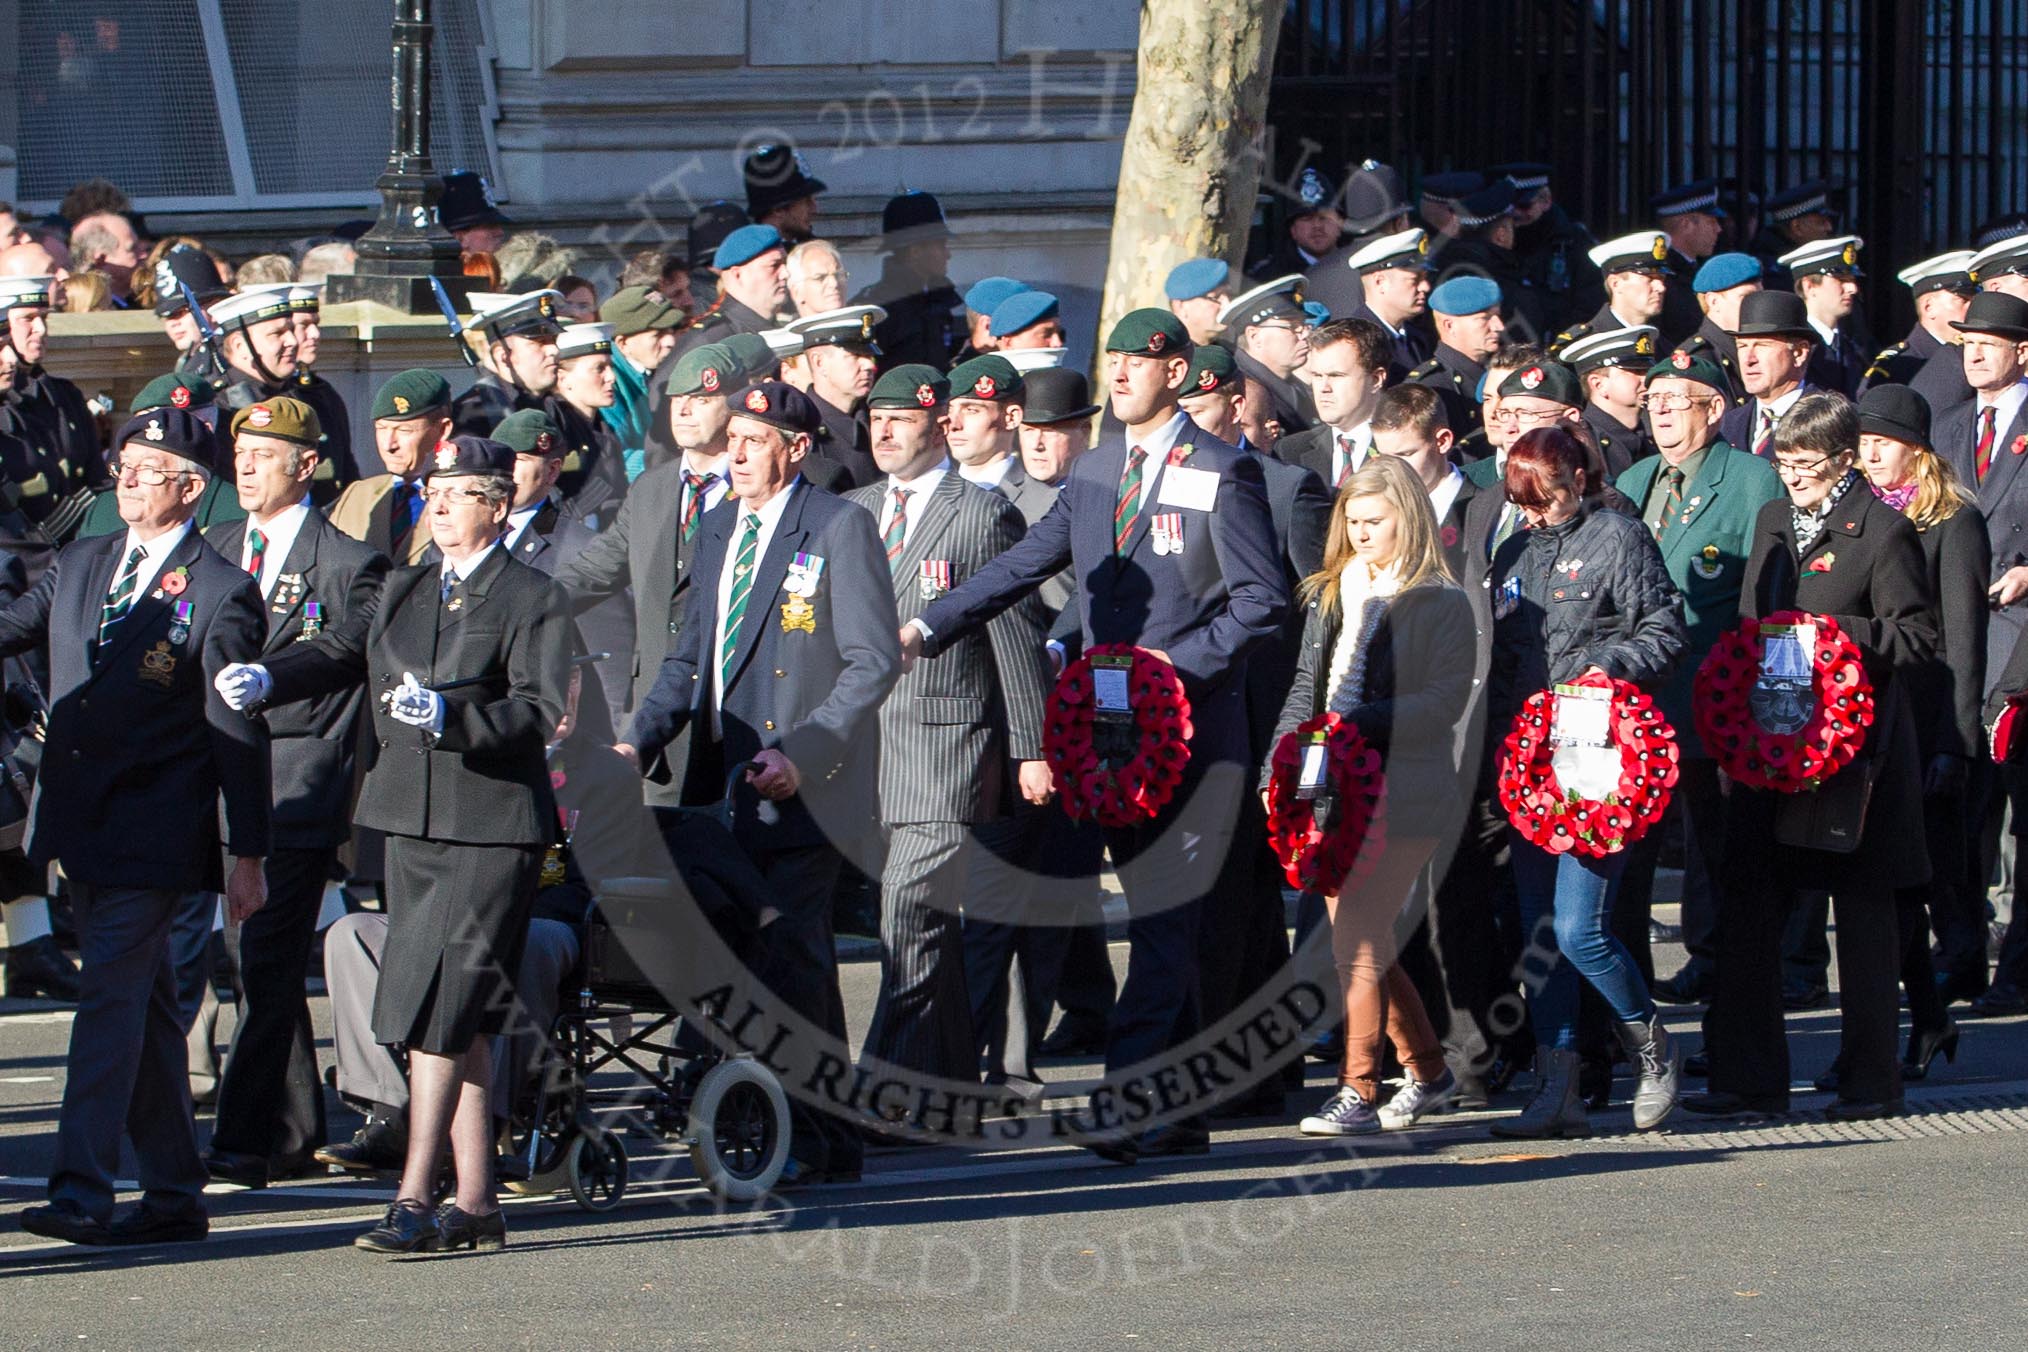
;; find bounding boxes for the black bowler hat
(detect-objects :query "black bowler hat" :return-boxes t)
[1019,368,1101,425]
[1730,290,1817,340]
[1856,385,1932,451]
[687,200,750,274]
[743,143,827,220]
[438,171,510,233]
[1950,291,2028,341]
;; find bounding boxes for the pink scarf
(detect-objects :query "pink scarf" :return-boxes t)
[1870,480,1918,514]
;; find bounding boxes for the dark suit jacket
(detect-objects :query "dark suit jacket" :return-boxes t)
[1909,506,1992,762]
[1934,390,2028,691]
[264,547,572,845]
[1275,422,1342,489]
[0,527,271,888]
[206,512,388,849]
[1243,444,1331,760]
[542,395,630,525]
[847,470,1051,824]
[627,479,901,853]
[991,459,1078,632]
[497,498,635,734]
[809,390,878,489]
[1717,385,1822,460]
[917,415,1289,769]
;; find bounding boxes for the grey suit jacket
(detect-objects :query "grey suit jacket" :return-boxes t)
[848,470,1052,825]
[990,458,1072,620]
[1934,392,2028,690]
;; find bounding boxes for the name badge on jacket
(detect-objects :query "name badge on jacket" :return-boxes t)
[1156,464,1219,512]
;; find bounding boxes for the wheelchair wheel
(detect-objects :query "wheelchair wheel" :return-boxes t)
[565,1127,629,1212]
[686,1058,790,1201]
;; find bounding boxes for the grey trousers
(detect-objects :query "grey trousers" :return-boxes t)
[322,911,579,1121]
[861,821,976,1083]
[50,883,206,1222]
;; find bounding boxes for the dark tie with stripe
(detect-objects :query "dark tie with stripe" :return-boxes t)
[682,471,712,543]
[1113,446,1147,553]
[97,545,145,654]
[883,487,912,570]
[1656,467,1685,541]
[1753,408,1775,460]
[246,526,267,581]
[720,513,762,689]
[390,481,418,551]
[1976,406,1998,483]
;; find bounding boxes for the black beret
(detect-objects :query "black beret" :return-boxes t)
[728,380,820,437]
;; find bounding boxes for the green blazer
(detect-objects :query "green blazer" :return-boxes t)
[1615,439,1784,756]
[1464,454,1500,489]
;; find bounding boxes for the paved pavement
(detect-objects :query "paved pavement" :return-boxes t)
[3,913,2026,1351]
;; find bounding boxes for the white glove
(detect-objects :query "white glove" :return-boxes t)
[214,663,272,712]
[388,670,445,734]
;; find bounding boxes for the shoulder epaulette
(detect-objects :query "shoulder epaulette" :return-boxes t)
[1407,360,1442,381]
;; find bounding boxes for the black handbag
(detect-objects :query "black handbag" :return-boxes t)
[1774,755,1879,854]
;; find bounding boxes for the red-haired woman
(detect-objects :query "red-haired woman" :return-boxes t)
[1485,425,1688,1138]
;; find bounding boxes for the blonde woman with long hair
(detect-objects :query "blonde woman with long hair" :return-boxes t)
[1263,455,1476,1134]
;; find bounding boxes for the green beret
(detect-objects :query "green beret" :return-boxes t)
[1497,359,1584,409]
[1182,344,1240,395]
[1646,351,1733,398]
[667,343,739,398]
[869,363,949,410]
[947,354,1023,404]
[371,369,452,421]
[229,395,321,448]
[600,285,683,337]
[129,372,217,414]
[494,408,562,457]
[1105,307,1192,359]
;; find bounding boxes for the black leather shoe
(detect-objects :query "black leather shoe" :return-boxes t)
[1652,964,1713,1006]
[355,1200,438,1254]
[106,1204,207,1245]
[204,1150,274,1189]
[1964,985,2027,1019]
[1682,1050,1711,1078]
[1681,1091,1787,1117]
[1902,1021,1960,1079]
[1135,1122,1211,1158]
[1036,1018,1109,1058]
[1824,1096,1903,1122]
[1781,979,1829,1011]
[1935,967,1989,1007]
[431,1204,506,1253]
[1077,1129,1141,1165]
[19,1204,111,1246]
[3,935,80,1001]
[316,1113,407,1173]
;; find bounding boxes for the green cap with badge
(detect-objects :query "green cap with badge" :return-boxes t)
[600,285,684,336]
[947,354,1022,404]
[1105,307,1192,359]
[129,372,218,414]
[1645,350,1732,399]
[495,408,562,458]
[1182,344,1240,395]
[371,369,452,422]
[869,363,950,410]
[1496,360,1584,409]
[229,395,322,448]
[667,342,739,398]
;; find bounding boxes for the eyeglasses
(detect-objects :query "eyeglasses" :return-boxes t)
[1639,393,1714,412]
[1492,406,1568,427]
[1773,455,1838,477]
[420,486,493,506]
[112,459,195,485]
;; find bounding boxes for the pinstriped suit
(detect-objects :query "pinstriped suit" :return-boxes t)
[847,469,1052,1081]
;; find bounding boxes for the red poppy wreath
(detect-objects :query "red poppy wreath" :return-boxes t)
[1692,610,1873,792]
[1041,644,1193,828]
[1497,677,1680,857]
[1263,713,1388,895]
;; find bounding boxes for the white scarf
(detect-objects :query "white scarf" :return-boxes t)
[1325,559,1402,707]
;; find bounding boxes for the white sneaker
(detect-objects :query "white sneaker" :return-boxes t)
[1378,1068,1458,1129]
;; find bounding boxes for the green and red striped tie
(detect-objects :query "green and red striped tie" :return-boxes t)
[883,487,912,570]
[1113,446,1147,553]
[719,513,762,688]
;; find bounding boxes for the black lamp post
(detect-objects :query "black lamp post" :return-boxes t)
[327,0,470,313]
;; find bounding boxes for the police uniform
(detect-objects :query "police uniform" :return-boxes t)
[450,289,565,438]
[1861,250,1979,409]
[1411,275,1501,433]
[151,246,228,384]
[856,192,964,372]
[1301,160,1413,320]
[1562,326,1663,477]
[1250,165,1340,281]
[1552,230,1673,356]
[1650,179,1725,346]
[280,283,358,491]
[644,225,787,467]
[211,284,356,505]
[540,322,628,523]
[1436,179,1547,342]
[785,305,888,489]
[1217,275,1319,434]
[1779,236,1870,398]
[1750,180,1841,289]
[1496,162,1603,338]
[743,142,826,244]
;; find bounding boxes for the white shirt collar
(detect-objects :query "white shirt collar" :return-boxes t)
[118,519,194,602]
[884,459,949,540]
[504,499,547,553]
[440,542,499,583]
[1428,465,1467,524]
[1807,316,1839,348]
[242,500,312,598]
[1126,409,1190,503]
[1976,380,2028,431]
[1759,385,1806,421]
[955,454,1012,489]
[1609,307,1644,331]
[682,450,730,483]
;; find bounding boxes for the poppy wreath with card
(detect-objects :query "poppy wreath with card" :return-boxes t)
[1263,712,1388,895]
[1041,644,1193,828]
[1692,609,1873,791]
[1497,676,1679,857]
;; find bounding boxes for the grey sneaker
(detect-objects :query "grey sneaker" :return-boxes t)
[1299,1087,1381,1136]
[1378,1068,1459,1129]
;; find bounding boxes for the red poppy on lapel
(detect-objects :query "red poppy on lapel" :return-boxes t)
[1167,443,1194,466]
[2013,434,2026,457]
[1806,552,1836,574]
[1441,524,1459,549]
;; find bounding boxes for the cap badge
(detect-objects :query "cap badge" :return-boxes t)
[1841,243,1857,266]
[915,383,935,408]
[248,406,273,429]
[1416,236,1430,256]
[535,432,554,453]
[859,314,875,339]
[1672,349,1692,369]
[391,394,411,414]
[1521,366,1545,389]
[745,389,771,413]
[1298,167,1327,208]
[1197,368,1217,391]
[974,375,996,399]
[434,443,457,471]
[170,386,191,410]
[1147,331,1166,354]
[537,295,554,318]
[1635,333,1654,355]
[1651,237,1669,261]
[144,419,164,442]
[701,367,721,393]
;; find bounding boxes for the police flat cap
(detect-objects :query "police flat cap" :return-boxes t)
[1454,180,1516,230]
[372,369,452,422]
[1766,179,1838,224]
[1419,171,1484,207]
[1970,236,2028,285]
[1650,178,1724,218]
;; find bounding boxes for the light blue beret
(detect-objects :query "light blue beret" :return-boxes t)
[1164,257,1229,302]
[1693,252,1762,293]
[963,276,1029,316]
[712,223,784,270]
[989,289,1059,338]
[1428,275,1502,316]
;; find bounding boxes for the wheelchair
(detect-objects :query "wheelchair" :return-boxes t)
[499,873,792,1210]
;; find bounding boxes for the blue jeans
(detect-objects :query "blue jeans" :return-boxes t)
[1510,838,1653,1051]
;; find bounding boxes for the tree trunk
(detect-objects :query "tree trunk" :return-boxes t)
[1096,0,1283,351]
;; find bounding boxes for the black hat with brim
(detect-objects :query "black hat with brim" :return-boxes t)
[1020,368,1101,424]
[1856,384,1933,451]
[1730,290,1817,340]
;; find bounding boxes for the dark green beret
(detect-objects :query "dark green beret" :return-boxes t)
[946,354,1022,404]
[667,343,739,398]
[1105,307,1192,359]
[494,408,562,457]
[1183,344,1240,395]
[719,332,779,381]
[371,369,452,421]
[129,372,217,414]
[1645,351,1732,398]
[229,395,322,448]
[600,285,683,336]
[869,363,949,410]
[1497,359,1584,409]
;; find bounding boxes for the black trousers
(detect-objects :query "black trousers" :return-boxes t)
[1933,759,2002,985]
[1411,783,1528,1081]
[1615,758,1727,977]
[1196,793,1293,1032]
[756,841,861,1174]
[209,846,333,1164]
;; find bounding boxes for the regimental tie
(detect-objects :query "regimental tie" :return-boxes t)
[720,512,762,688]
[1976,405,1998,483]
[1335,433,1356,488]
[97,544,145,652]
[390,481,416,549]
[245,527,267,581]
[1752,407,1777,460]
[1113,446,1147,553]
[440,571,464,610]
[681,470,713,543]
[1656,467,1686,542]
[883,486,912,569]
